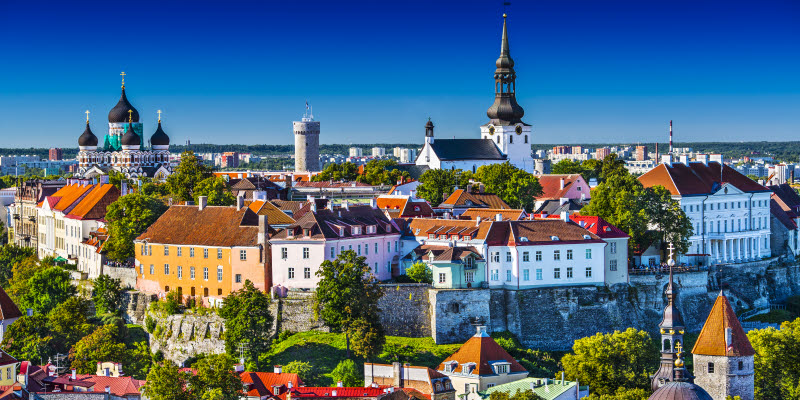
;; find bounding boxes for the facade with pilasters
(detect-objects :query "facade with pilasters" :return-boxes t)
[639,161,771,265]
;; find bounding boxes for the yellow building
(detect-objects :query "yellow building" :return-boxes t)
[135,198,271,306]
[0,350,18,386]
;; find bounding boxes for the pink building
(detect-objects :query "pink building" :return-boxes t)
[270,204,402,290]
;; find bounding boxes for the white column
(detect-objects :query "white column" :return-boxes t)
[745,238,750,260]
[735,238,740,261]
[710,240,716,263]
[757,237,762,258]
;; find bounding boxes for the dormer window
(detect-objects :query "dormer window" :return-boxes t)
[352,226,361,235]
[439,234,446,240]
[492,363,511,375]
[444,361,458,373]
[429,233,435,239]
[583,235,591,240]
[304,229,311,237]
[339,227,345,237]
[287,229,295,238]
[367,225,376,234]
[550,236,560,241]
[414,206,421,212]
[415,228,421,235]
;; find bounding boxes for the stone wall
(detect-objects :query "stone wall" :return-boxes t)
[147,312,227,366]
[121,290,153,325]
[272,291,329,334]
[103,266,138,289]
[378,284,432,338]
[429,288,490,344]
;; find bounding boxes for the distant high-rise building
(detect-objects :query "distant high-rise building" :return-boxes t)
[595,147,611,159]
[48,148,63,161]
[221,152,239,168]
[294,105,320,172]
[399,148,417,163]
[349,147,363,158]
[635,145,649,161]
[371,147,386,157]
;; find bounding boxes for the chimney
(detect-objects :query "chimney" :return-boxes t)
[234,364,244,373]
[410,190,416,198]
[476,216,482,226]
[287,382,293,389]
[284,174,292,190]
[560,211,569,222]
[370,198,377,209]
[198,196,208,211]
[392,362,401,387]
[560,197,568,206]
[343,200,350,211]
[495,213,502,221]
[236,196,245,211]
[326,200,333,211]
[71,370,76,380]
[237,173,243,179]
[258,215,269,247]
[661,154,673,165]
[26,308,32,316]
[559,178,565,190]
[332,390,338,397]
[311,201,317,213]
[337,381,343,388]
[479,183,485,193]
[274,365,282,374]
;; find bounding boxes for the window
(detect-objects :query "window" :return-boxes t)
[586,249,592,259]
[554,268,561,279]
[303,247,310,259]
[288,267,295,279]
[150,264,154,275]
[465,271,474,283]
[190,248,195,257]
[610,242,617,254]
[357,244,361,255]
[395,241,398,251]
[177,266,182,279]
[554,250,561,261]
[567,249,573,260]
[217,249,222,259]
[235,274,242,283]
[492,252,500,262]
[567,267,573,278]
[240,249,247,261]
[387,261,391,274]
[586,267,592,278]
[364,244,368,255]
[190,266,196,279]
[140,265,144,275]
[218,288,222,296]
[708,362,715,373]
[506,270,512,281]
[465,257,474,269]
[204,288,209,297]
[523,269,530,280]
[281,247,288,259]
[164,264,170,275]
[387,242,391,252]
[164,246,169,256]
[217,266,223,281]
[535,251,542,261]
[522,251,529,262]
[177,247,182,257]
[203,267,209,280]
[375,243,378,253]
[610,259,618,271]
[491,269,499,281]
[536,269,543,280]
[300,266,310,279]
[506,252,512,262]
[438,273,446,284]
[738,361,744,371]
[341,246,345,253]
[204,248,208,258]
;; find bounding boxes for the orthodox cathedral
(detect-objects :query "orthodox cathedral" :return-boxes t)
[77,73,172,180]
[416,15,534,173]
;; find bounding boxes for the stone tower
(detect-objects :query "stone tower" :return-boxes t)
[293,106,320,172]
[691,292,755,400]
[651,265,686,390]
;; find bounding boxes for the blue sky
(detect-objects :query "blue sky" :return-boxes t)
[0,0,797,147]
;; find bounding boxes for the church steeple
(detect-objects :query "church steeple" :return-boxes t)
[651,248,687,391]
[486,14,525,126]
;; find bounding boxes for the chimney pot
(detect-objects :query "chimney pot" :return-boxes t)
[337,381,343,387]
[560,178,565,190]
[198,196,208,211]
[495,213,502,221]
[476,216,481,226]
[274,365,282,374]
[236,196,245,211]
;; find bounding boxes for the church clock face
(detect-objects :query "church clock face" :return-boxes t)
[488,126,495,135]
[515,125,522,135]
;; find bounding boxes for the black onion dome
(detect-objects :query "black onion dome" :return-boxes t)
[78,122,98,147]
[108,88,140,123]
[120,122,141,146]
[150,121,170,146]
[648,382,713,400]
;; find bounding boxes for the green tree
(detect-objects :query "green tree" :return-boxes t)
[93,274,124,315]
[47,297,95,353]
[0,245,35,286]
[68,324,129,373]
[641,185,694,256]
[314,250,384,358]
[358,160,410,186]
[166,151,214,202]
[490,389,545,400]
[127,341,154,380]
[193,176,236,206]
[142,362,193,400]
[406,262,432,284]
[312,162,359,182]
[190,354,243,400]
[599,154,627,181]
[330,359,362,387]
[104,193,169,261]
[561,328,658,395]
[583,387,649,400]
[551,159,586,176]
[218,280,273,370]
[6,256,47,304]
[747,318,800,400]
[580,173,649,253]
[347,317,385,359]
[20,266,76,315]
[283,360,314,384]
[417,169,470,206]
[0,315,54,362]
[474,162,543,211]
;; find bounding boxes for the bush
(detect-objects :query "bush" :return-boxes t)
[145,316,157,333]
[283,360,315,384]
[330,359,361,387]
[406,262,432,284]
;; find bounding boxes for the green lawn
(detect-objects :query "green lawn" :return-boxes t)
[745,309,797,324]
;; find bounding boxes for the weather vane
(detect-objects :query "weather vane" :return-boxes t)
[157,110,162,123]
[120,71,126,88]
[85,110,90,123]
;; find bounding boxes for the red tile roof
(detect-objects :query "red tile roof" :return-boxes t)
[287,387,388,398]
[135,205,261,247]
[569,215,629,239]
[0,287,22,320]
[0,351,17,366]
[241,371,301,397]
[639,162,768,196]
[691,293,755,357]
[377,196,434,219]
[440,190,510,209]
[536,174,586,200]
[73,375,146,396]
[461,208,526,221]
[437,330,526,376]
[65,184,120,220]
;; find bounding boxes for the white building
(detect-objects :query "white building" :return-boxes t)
[349,147,363,158]
[371,147,386,157]
[416,16,534,173]
[398,148,417,163]
[270,203,402,290]
[639,160,772,265]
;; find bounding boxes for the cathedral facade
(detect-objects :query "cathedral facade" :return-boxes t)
[77,75,172,180]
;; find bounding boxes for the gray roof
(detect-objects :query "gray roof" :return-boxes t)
[429,139,506,161]
[393,164,430,180]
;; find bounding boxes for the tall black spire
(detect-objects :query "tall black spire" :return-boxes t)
[486,14,525,126]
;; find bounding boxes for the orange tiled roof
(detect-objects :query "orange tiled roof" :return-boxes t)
[136,205,260,247]
[240,371,301,397]
[49,183,95,211]
[639,162,768,196]
[438,330,526,376]
[691,293,755,357]
[461,208,525,221]
[407,218,494,240]
[65,184,120,220]
[535,174,585,200]
[440,189,510,209]
[248,200,296,225]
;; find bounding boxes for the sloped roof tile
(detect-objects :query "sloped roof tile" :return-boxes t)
[691,293,755,357]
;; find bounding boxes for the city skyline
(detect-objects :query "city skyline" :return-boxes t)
[0,0,797,148]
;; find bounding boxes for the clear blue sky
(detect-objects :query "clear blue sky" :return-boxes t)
[0,0,797,148]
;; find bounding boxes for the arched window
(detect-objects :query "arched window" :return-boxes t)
[663,338,671,352]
